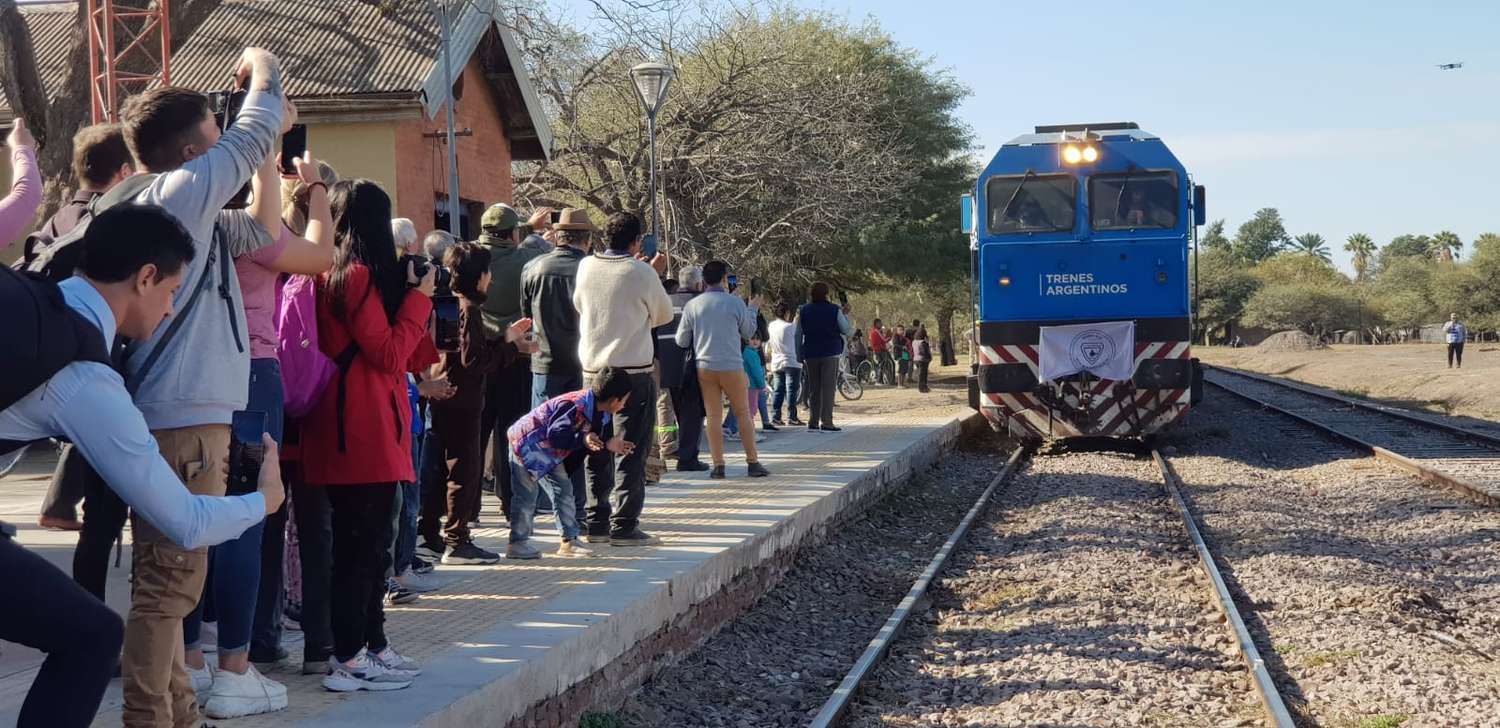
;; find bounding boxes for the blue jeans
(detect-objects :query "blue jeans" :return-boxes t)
[772,368,801,421]
[187,357,283,655]
[508,454,580,543]
[533,372,582,521]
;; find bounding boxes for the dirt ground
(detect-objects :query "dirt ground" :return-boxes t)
[1199,343,1500,421]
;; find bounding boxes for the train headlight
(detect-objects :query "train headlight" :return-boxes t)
[1061,145,1083,164]
[999,275,1012,287]
[1081,145,1099,163]
[1060,144,1099,165]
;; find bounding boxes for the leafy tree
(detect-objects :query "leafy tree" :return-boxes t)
[1190,248,1259,343]
[1199,219,1229,249]
[1289,233,1331,262]
[1344,233,1376,280]
[1432,230,1463,262]
[1251,252,1348,286]
[1230,208,1290,263]
[1241,283,1361,338]
[1473,232,1500,257]
[1371,256,1437,330]
[1377,234,1433,272]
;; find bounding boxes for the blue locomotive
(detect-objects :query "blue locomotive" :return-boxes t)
[961,122,1205,440]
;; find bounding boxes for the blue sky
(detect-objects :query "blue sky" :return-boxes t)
[575,1,1499,273]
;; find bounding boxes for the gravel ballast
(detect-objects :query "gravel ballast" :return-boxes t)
[617,445,1008,727]
[843,446,1261,727]
[1165,391,1500,726]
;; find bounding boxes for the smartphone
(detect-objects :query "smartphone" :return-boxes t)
[228,410,267,496]
[726,274,738,292]
[280,125,307,176]
[642,233,658,259]
[749,277,764,297]
[432,295,461,352]
[837,289,849,308]
[549,209,562,225]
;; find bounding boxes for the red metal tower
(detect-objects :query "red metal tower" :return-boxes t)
[86,0,172,123]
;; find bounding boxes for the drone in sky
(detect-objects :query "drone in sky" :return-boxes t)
[1437,62,1464,70]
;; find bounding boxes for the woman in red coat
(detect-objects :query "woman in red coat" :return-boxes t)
[302,179,439,692]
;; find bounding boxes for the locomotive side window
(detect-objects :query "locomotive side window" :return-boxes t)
[1089,171,1179,230]
[986,175,1075,233]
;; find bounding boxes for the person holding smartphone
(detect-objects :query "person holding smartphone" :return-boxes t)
[428,242,530,564]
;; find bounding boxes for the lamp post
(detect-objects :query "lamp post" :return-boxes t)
[631,61,674,269]
[430,0,461,237]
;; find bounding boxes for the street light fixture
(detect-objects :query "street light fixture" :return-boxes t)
[631,61,674,269]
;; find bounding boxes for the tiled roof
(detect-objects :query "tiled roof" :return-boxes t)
[2,0,551,158]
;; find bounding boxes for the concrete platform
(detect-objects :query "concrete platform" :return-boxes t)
[1,392,973,728]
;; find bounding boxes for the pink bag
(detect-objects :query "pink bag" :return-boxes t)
[276,274,337,418]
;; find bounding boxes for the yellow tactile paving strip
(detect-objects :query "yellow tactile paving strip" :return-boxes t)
[2,390,967,727]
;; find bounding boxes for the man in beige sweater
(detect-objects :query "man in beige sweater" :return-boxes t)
[573,212,672,546]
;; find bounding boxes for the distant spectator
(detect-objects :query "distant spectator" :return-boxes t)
[870,318,892,385]
[390,217,419,257]
[1444,313,1467,369]
[662,265,709,472]
[676,260,770,479]
[573,212,673,545]
[768,305,803,426]
[912,326,932,393]
[847,327,869,379]
[891,325,912,388]
[796,282,853,432]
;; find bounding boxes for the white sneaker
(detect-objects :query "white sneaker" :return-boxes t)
[370,646,421,676]
[188,660,215,701]
[203,664,288,718]
[395,567,440,593]
[557,539,596,558]
[322,651,413,692]
[200,621,218,653]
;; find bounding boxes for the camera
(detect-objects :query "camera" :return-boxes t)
[403,254,460,351]
[208,88,252,209]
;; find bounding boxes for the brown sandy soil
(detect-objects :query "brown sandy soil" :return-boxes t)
[1199,343,1500,422]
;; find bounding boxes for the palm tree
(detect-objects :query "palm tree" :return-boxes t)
[1290,233,1331,263]
[1345,233,1375,280]
[1432,230,1463,262]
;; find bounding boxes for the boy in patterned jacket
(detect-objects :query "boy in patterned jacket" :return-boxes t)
[505,366,634,558]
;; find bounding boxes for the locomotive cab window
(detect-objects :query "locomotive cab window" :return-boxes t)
[986,174,1075,234]
[1090,171,1179,230]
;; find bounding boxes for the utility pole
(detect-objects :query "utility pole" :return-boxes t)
[430,0,462,237]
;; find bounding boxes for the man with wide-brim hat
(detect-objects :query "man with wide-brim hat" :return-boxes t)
[505,206,604,558]
[472,202,545,524]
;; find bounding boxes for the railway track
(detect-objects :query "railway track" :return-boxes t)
[818,446,1294,728]
[1205,365,1500,506]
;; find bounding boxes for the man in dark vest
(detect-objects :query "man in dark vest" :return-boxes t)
[796,281,854,432]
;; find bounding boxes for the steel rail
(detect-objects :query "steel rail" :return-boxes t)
[1205,375,1500,507]
[1209,365,1500,450]
[807,446,1028,728]
[1153,449,1297,728]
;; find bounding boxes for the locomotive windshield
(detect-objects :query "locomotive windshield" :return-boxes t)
[1089,171,1179,230]
[986,174,1075,233]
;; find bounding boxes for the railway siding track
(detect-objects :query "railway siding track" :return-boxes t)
[1205,366,1500,506]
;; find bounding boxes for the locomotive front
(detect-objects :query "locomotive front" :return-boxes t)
[963,122,1205,441]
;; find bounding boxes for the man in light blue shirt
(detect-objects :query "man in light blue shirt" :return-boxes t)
[0,204,282,728]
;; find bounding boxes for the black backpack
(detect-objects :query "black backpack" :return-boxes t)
[20,174,158,282]
[0,266,113,455]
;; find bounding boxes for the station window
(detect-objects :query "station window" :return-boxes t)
[1089,171,1179,230]
[986,174,1075,234]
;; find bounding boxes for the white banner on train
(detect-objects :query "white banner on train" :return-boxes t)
[1037,321,1136,382]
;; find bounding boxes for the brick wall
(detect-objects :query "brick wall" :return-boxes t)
[393,56,516,236]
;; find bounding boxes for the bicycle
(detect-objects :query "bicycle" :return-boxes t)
[837,355,864,400]
[853,358,875,386]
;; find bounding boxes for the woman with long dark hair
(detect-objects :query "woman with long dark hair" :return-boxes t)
[912,326,932,393]
[301,179,438,692]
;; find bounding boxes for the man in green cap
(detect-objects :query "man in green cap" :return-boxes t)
[475,202,545,519]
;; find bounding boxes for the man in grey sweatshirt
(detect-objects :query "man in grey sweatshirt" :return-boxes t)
[675,260,770,479]
[115,47,286,728]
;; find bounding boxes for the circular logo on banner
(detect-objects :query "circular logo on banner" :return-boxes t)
[1068,329,1116,371]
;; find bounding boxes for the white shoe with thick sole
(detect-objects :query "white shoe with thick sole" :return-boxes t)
[395,568,440,593]
[202,664,288,718]
[322,651,413,692]
[188,661,215,702]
